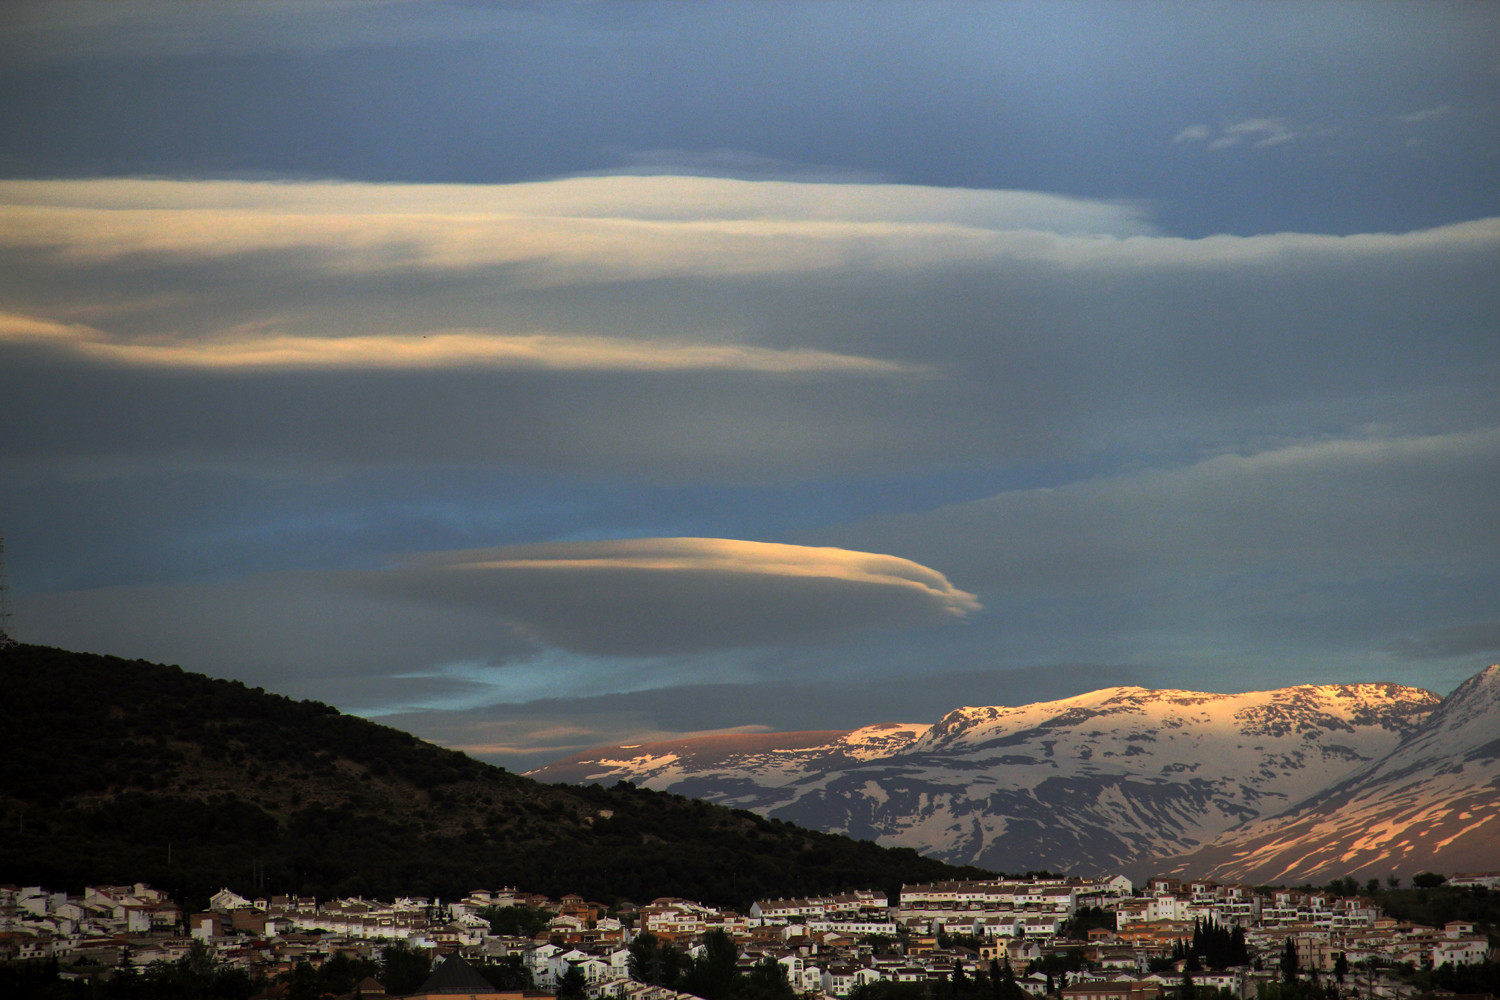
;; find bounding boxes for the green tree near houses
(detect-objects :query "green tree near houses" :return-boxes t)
[628,930,683,987]
[1280,939,1299,984]
[557,965,588,1000]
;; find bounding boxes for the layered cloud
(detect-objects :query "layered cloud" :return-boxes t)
[1175,117,1298,149]
[832,429,1500,590]
[350,538,980,656]
[808,428,1500,688]
[2,176,1495,483]
[2,1,1497,778]
[372,662,1144,770]
[18,539,978,668]
[0,177,1156,284]
[0,314,915,375]
[16,537,983,750]
[4,174,1497,760]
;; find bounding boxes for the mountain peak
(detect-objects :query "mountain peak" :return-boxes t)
[1149,663,1500,884]
[532,671,1470,877]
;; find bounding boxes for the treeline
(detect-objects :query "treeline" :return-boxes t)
[847,957,1036,1000]
[1310,875,1498,948]
[0,940,469,1000]
[1172,919,1249,970]
[626,929,798,1000]
[1366,885,1499,945]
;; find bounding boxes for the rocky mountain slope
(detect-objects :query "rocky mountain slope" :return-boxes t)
[0,644,988,909]
[529,680,1450,876]
[1148,664,1500,884]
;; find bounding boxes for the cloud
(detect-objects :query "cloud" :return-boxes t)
[6,178,1490,283]
[349,538,980,656]
[0,313,919,376]
[594,147,892,185]
[0,0,527,67]
[830,429,1500,593]
[2,176,1495,489]
[13,571,543,693]
[1398,105,1453,124]
[1175,117,1297,150]
[1385,620,1500,661]
[373,663,1144,771]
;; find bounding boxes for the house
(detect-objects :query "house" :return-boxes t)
[1431,937,1490,966]
[1017,973,1051,996]
[1447,872,1500,890]
[211,889,255,912]
[337,976,389,998]
[822,963,883,997]
[191,912,223,940]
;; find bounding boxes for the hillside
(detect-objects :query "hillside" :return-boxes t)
[0,644,989,909]
[1148,664,1500,884]
[529,680,1450,877]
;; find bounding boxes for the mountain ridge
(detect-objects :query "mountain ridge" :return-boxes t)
[528,673,1498,880]
[1148,664,1500,884]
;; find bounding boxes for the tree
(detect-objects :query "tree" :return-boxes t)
[477,955,533,990]
[992,958,1027,1000]
[282,961,324,1000]
[740,955,796,1000]
[1333,954,1348,985]
[1280,939,1299,985]
[557,965,587,1000]
[107,958,147,1000]
[184,938,219,982]
[950,960,969,999]
[1412,872,1446,889]
[317,952,378,997]
[679,929,739,1000]
[381,942,431,997]
[1063,907,1116,939]
[479,904,553,937]
[628,930,681,987]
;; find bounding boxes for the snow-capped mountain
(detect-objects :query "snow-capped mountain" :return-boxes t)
[1147,664,1500,884]
[528,679,1445,876]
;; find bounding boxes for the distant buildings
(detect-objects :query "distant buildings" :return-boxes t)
[1,872,1493,998]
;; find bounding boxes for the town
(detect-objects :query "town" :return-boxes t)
[3,872,1496,1000]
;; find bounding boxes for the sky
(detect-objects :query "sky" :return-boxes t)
[2,1,1497,772]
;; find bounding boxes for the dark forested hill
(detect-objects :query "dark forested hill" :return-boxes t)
[0,644,988,909]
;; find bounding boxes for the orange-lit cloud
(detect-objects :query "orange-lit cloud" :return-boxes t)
[4,178,1493,287]
[0,176,1160,284]
[353,538,980,655]
[0,311,919,375]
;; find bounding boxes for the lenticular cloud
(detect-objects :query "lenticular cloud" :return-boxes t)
[352,538,980,656]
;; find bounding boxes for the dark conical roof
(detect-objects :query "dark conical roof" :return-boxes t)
[414,954,495,994]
